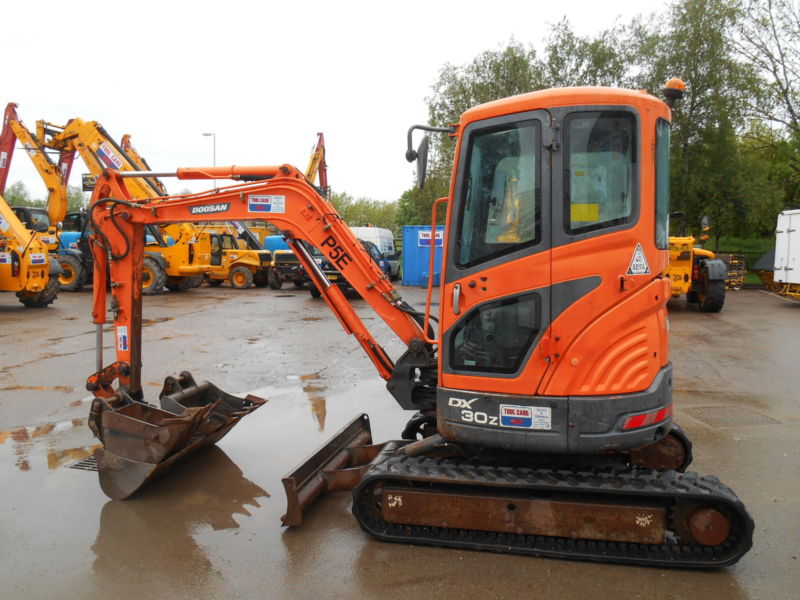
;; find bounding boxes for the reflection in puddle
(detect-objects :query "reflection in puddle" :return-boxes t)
[0,418,88,472]
[91,447,268,596]
[301,374,327,431]
[48,444,101,470]
[0,384,75,393]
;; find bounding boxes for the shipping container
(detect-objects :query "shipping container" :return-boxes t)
[775,209,800,284]
[401,225,445,287]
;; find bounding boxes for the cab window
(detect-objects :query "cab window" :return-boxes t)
[564,112,636,234]
[456,120,541,268]
[62,213,83,232]
[655,118,670,249]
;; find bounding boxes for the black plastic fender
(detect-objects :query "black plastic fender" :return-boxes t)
[700,258,727,280]
[48,256,63,277]
[145,250,169,270]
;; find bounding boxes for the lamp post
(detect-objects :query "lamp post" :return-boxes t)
[202,132,216,189]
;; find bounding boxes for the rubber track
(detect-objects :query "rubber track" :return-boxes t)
[352,447,754,569]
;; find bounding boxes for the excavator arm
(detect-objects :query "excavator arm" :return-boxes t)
[0,103,69,224]
[304,132,329,198]
[85,164,433,501]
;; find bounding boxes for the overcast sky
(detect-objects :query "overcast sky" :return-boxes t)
[3,0,663,204]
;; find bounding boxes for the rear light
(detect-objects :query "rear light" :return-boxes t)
[622,404,673,430]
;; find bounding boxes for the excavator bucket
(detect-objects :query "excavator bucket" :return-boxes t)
[282,413,384,526]
[89,372,266,500]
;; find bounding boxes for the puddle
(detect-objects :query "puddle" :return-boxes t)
[0,417,89,472]
[0,384,74,393]
[142,317,173,327]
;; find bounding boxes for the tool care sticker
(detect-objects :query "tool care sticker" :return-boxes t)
[116,326,129,352]
[627,243,651,275]
[500,404,552,430]
[29,253,46,265]
[97,142,124,169]
[248,194,286,213]
[0,252,10,264]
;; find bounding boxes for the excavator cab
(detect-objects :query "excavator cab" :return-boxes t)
[436,103,673,455]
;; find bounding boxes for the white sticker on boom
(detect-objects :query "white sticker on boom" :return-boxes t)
[116,326,129,352]
[0,214,8,232]
[627,243,651,275]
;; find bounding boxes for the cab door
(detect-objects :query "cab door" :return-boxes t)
[209,234,223,266]
[439,111,553,397]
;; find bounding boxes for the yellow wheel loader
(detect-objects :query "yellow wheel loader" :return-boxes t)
[3,106,215,293]
[0,194,60,307]
[193,223,272,288]
[664,213,726,312]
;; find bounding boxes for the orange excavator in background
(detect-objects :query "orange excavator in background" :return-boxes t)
[84,80,753,568]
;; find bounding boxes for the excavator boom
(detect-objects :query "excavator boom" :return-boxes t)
[1,103,69,225]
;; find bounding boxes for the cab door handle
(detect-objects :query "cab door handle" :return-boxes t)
[453,283,462,314]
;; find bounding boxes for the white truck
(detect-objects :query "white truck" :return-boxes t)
[774,209,800,285]
[348,226,400,280]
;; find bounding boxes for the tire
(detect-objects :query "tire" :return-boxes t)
[293,279,305,288]
[698,269,725,312]
[208,278,224,287]
[254,269,270,288]
[165,276,195,292]
[142,256,167,295]
[230,265,254,289]
[268,269,283,290]
[309,285,322,298]
[17,275,60,308]
[58,254,88,292]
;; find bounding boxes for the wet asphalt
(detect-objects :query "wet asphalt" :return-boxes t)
[0,283,797,600]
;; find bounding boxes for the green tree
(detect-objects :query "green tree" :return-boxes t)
[733,0,800,209]
[330,192,398,233]
[633,0,756,233]
[67,186,87,213]
[3,181,41,206]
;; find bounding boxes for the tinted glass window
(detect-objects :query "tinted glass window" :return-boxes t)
[655,119,670,249]
[457,121,541,268]
[565,112,636,234]
[63,213,83,232]
[450,293,541,373]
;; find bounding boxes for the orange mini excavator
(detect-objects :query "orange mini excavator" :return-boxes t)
[84,80,753,568]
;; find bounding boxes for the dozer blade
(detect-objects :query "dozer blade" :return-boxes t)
[89,371,266,500]
[282,413,384,526]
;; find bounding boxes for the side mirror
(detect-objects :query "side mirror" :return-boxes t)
[405,124,455,190]
[415,136,430,189]
[56,221,63,231]
[669,211,685,220]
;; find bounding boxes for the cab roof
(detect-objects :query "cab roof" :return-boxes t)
[459,86,663,128]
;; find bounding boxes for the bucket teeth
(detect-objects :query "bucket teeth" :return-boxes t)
[89,372,266,499]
